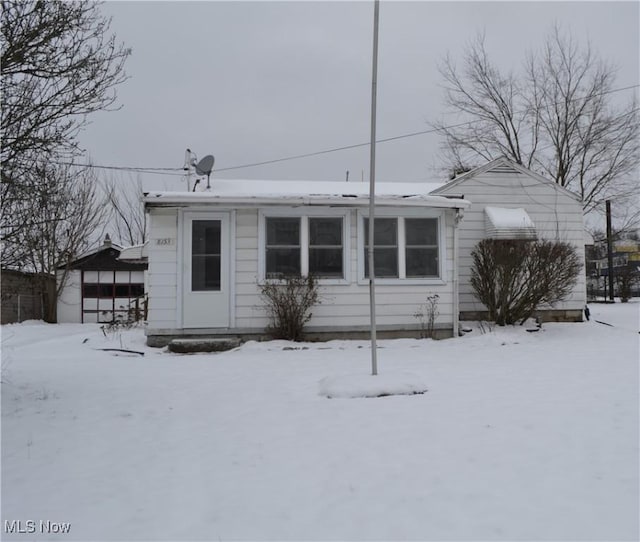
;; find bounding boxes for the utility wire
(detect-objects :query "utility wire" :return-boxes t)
[51,162,185,176]
[57,83,640,176]
[214,83,640,172]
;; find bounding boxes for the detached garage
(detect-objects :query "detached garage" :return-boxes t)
[56,235,147,323]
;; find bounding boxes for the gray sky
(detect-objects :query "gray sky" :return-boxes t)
[79,1,639,192]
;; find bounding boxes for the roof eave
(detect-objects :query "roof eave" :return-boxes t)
[144,194,471,210]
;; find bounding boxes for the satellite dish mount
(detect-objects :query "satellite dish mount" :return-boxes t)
[195,155,215,190]
[183,149,215,191]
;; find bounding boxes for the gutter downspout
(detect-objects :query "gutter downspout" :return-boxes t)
[453,208,464,337]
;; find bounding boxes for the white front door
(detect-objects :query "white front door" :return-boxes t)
[182,212,230,328]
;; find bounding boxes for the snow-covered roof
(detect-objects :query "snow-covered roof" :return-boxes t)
[484,206,537,240]
[117,243,148,262]
[145,179,469,209]
[431,156,583,203]
[59,236,123,268]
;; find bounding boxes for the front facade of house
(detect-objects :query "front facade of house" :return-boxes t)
[431,157,586,322]
[144,182,470,346]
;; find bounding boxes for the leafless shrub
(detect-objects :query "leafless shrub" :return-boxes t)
[413,293,440,338]
[471,239,582,325]
[260,275,320,341]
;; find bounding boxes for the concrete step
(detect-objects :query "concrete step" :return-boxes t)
[168,337,242,354]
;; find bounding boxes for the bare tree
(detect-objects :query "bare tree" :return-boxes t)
[1,0,130,244]
[435,33,539,173]
[1,0,130,168]
[433,26,639,213]
[3,164,109,321]
[103,174,147,246]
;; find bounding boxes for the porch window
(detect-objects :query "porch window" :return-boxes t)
[264,215,345,279]
[309,217,343,278]
[266,217,301,277]
[363,218,399,278]
[363,216,440,279]
[405,218,439,277]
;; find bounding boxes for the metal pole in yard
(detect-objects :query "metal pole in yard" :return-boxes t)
[606,200,615,301]
[368,0,380,376]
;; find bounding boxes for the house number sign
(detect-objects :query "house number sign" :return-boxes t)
[156,238,174,246]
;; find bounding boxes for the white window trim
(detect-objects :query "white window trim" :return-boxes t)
[356,208,447,286]
[258,208,351,284]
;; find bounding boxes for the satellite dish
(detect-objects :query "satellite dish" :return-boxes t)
[195,155,214,177]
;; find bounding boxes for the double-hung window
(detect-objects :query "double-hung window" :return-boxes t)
[264,214,346,279]
[266,217,301,277]
[405,218,439,277]
[363,218,398,277]
[308,217,343,278]
[363,215,440,280]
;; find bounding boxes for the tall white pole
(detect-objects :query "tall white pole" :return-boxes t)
[368,0,380,376]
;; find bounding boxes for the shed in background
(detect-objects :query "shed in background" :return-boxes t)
[57,235,148,324]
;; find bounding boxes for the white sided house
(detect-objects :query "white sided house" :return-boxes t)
[144,182,470,346]
[431,157,586,322]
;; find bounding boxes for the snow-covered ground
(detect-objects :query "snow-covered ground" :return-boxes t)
[2,302,638,541]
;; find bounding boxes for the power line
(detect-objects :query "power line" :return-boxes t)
[56,82,640,176]
[213,83,640,173]
[52,161,185,176]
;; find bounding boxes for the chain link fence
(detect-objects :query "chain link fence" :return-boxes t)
[1,293,45,324]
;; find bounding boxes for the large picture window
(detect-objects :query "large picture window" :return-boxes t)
[264,215,345,279]
[363,216,440,279]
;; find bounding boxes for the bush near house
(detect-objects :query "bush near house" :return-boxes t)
[260,275,320,341]
[471,239,581,325]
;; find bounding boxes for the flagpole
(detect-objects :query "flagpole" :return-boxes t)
[368,0,380,376]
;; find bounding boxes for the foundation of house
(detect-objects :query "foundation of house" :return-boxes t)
[146,324,454,348]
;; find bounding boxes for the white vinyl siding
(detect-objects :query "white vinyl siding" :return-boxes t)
[435,166,585,314]
[56,270,82,323]
[146,209,179,330]
[233,207,455,332]
[146,206,458,336]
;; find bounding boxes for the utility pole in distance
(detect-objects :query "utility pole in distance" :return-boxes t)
[606,200,615,301]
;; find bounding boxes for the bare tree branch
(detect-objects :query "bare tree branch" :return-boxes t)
[103,174,147,246]
[432,25,639,213]
[2,164,109,321]
[1,0,130,246]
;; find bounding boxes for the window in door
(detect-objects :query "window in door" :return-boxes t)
[192,220,221,291]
